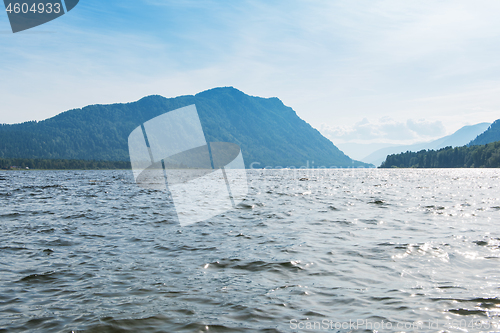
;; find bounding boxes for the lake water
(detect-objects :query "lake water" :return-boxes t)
[1,169,499,332]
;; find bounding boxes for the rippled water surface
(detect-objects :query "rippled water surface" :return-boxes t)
[1,169,499,332]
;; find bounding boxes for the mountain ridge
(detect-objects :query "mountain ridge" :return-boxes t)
[0,87,371,168]
[469,120,500,146]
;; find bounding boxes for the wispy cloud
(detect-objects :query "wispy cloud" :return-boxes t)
[320,118,446,144]
[1,0,499,137]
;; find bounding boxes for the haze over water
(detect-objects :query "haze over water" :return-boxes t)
[1,169,499,332]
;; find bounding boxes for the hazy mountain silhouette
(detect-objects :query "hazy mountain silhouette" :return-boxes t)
[335,142,399,161]
[363,122,491,166]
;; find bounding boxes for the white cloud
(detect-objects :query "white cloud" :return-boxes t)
[0,0,499,137]
[320,118,446,144]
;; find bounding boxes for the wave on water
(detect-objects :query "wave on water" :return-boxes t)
[0,169,499,332]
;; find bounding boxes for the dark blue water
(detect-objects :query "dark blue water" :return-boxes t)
[1,169,499,332]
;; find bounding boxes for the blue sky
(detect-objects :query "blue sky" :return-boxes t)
[1,0,500,145]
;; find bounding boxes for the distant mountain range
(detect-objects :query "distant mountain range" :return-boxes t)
[335,142,399,161]
[362,122,491,166]
[0,87,371,168]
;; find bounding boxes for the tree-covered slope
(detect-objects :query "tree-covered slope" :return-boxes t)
[469,119,500,146]
[0,87,368,168]
[380,141,500,168]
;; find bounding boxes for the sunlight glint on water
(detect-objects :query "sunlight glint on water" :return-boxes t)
[0,169,499,332]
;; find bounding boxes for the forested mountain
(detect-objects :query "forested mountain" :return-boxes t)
[0,87,369,168]
[380,141,500,168]
[469,119,500,146]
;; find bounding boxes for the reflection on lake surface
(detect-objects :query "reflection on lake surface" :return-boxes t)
[0,169,499,332]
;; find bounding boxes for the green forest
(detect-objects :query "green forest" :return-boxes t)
[0,158,130,170]
[380,141,500,168]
